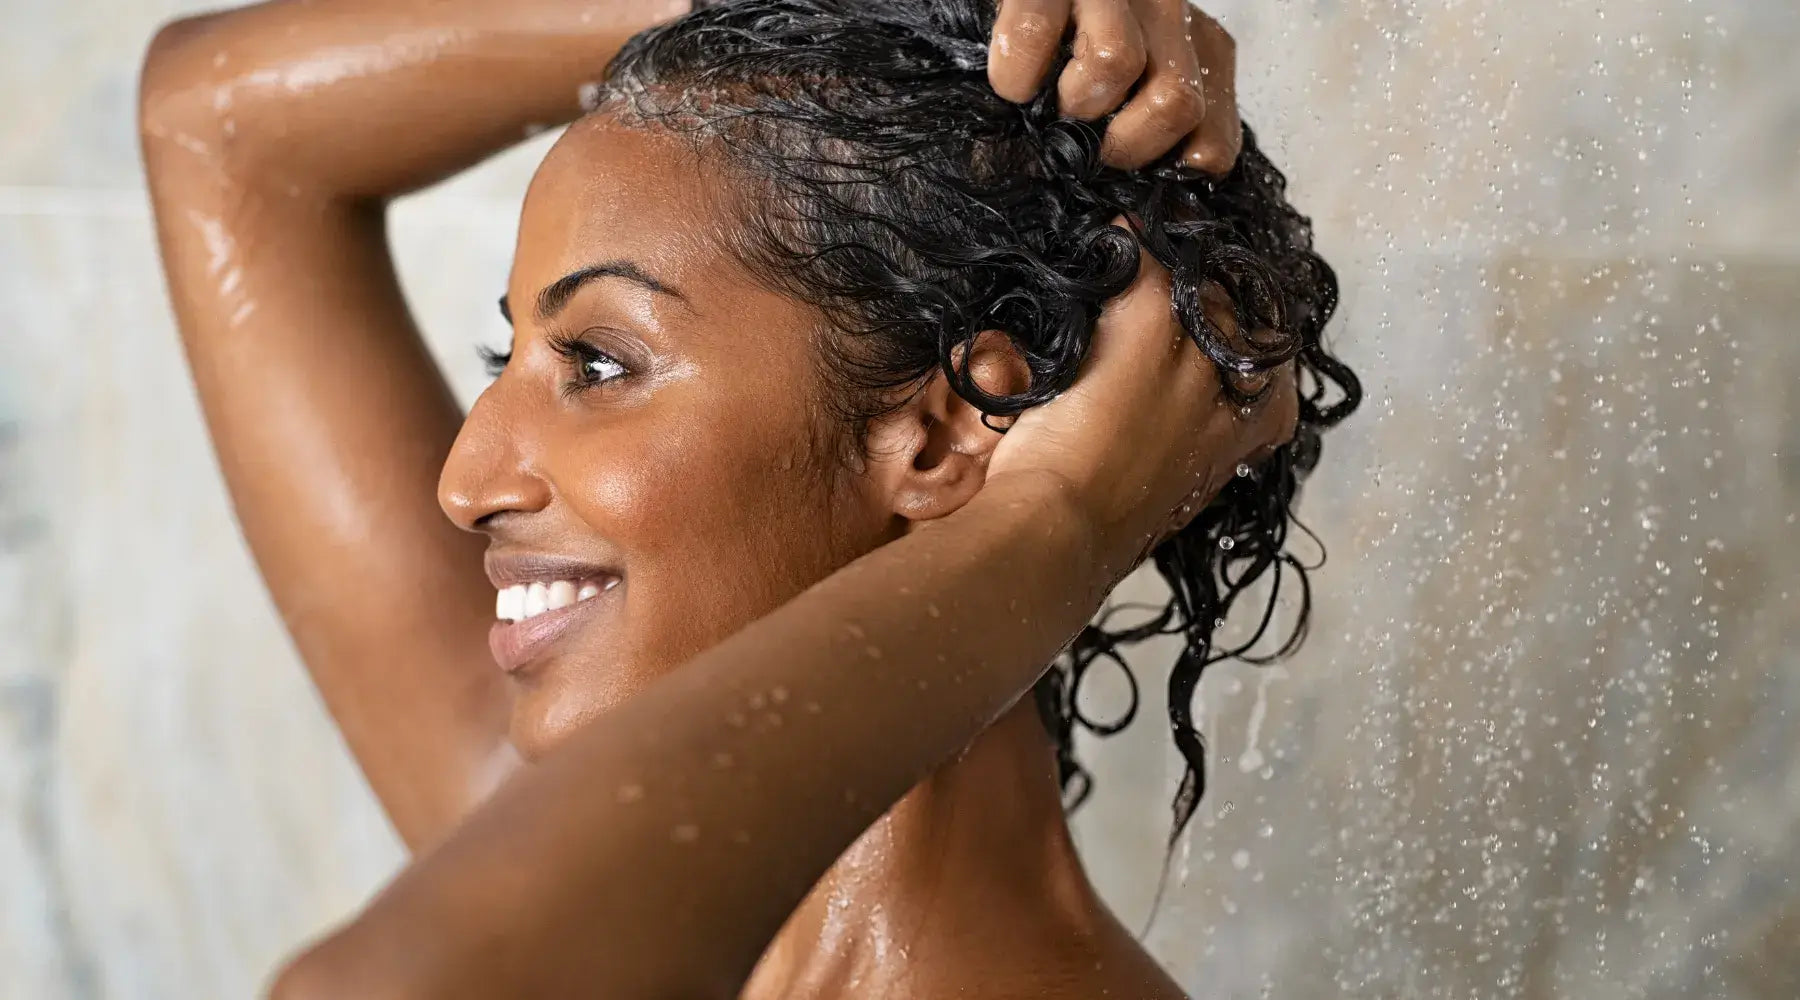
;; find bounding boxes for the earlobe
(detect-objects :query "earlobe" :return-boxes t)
[863,329,1033,525]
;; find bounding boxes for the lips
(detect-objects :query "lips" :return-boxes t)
[483,549,625,675]
[487,577,622,674]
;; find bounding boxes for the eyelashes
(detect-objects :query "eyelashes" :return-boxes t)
[477,344,511,378]
[474,335,631,395]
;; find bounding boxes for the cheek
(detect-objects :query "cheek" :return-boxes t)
[562,394,864,669]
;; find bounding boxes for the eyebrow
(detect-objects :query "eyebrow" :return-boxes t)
[497,260,685,326]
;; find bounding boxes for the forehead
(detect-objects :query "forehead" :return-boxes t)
[512,114,760,310]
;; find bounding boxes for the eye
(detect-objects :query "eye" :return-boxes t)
[547,333,631,394]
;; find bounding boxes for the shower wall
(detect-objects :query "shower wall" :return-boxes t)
[2,1,1794,997]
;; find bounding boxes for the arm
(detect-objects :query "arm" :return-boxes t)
[137,0,685,850]
[137,0,1244,854]
[272,254,1300,1000]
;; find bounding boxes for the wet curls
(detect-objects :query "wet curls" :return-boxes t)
[597,0,1362,860]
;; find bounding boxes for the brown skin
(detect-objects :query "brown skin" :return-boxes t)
[137,0,1289,997]
[444,118,881,759]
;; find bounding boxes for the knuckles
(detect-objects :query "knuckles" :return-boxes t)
[1144,79,1207,132]
[1080,38,1148,88]
[1003,12,1060,52]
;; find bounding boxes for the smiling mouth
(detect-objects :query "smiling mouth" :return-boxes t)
[488,575,621,674]
[494,576,618,622]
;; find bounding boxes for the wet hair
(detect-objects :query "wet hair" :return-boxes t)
[594,0,1360,873]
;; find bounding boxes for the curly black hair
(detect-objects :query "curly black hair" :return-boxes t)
[592,0,1360,872]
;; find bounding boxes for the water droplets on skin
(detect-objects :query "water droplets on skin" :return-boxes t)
[671,823,699,844]
[1231,849,1251,871]
[615,783,645,805]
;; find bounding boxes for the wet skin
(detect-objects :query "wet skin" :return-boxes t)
[441,117,896,759]
[137,1,1289,996]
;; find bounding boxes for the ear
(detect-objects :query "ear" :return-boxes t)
[861,329,1033,524]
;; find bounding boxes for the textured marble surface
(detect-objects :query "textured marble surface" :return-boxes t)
[2,0,1795,998]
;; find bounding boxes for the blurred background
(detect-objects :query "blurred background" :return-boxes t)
[2,0,1795,997]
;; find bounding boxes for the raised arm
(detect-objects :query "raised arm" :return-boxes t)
[136,0,1242,855]
[136,0,686,850]
[272,249,1299,1000]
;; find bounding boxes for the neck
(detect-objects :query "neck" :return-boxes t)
[740,698,1106,1000]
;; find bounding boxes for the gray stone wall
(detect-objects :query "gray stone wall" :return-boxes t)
[2,1,1793,997]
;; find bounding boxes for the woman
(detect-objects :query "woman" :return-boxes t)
[137,0,1356,995]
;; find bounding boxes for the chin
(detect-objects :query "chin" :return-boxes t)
[505,664,643,762]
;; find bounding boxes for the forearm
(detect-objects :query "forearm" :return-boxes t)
[133,0,694,845]
[282,471,1125,999]
[140,0,684,201]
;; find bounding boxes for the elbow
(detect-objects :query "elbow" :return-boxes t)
[137,13,240,175]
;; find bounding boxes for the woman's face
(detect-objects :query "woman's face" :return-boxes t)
[438,114,900,759]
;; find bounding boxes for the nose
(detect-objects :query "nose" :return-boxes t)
[438,386,553,533]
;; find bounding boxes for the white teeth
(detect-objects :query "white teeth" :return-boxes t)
[495,577,615,621]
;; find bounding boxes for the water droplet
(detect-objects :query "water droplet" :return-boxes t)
[1231,849,1251,870]
[926,603,941,618]
[1218,535,1236,550]
[770,686,789,704]
[672,824,699,843]
[616,783,645,804]
[711,751,735,769]
[865,645,883,659]
[1235,462,1252,477]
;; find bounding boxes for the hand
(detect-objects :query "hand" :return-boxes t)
[987,0,1241,172]
[986,229,1298,580]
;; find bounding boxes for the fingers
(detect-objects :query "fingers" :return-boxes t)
[1150,358,1297,551]
[1055,0,1147,120]
[1176,10,1241,174]
[988,0,1073,103]
[989,0,1245,176]
[1098,0,1206,170]
[1231,358,1300,467]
